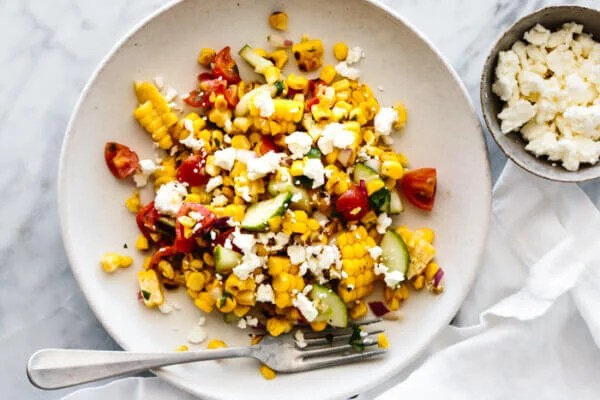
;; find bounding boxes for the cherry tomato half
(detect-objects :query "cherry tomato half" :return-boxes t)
[174,203,216,252]
[148,246,178,269]
[136,201,160,241]
[176,154,210,186]
[335,183,369,221]
[104,142,139,179]
[212,46,241,84]
[400,168,437,211]
[259,135,278,155]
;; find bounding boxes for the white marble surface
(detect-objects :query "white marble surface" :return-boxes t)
[1,0,599,398]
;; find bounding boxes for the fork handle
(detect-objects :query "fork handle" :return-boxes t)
[27,347,252,390]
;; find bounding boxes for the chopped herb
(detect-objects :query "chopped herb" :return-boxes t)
[141,290,151,301]
[369,188,390,212]
[274,80,285,96]
[294,175,313,189]
[219,292,233,307]
[306,147,322,159]
[349,324,365,351]
[213,138,221,148]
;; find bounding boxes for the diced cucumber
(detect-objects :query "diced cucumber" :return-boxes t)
[380,231,409,277]
[241,192,292,231]
[311,285,348,328]
[268,181,311,212]
[238,44,274,74]
[214,245,242,273]
[352,163,379,184]
[388,189,404,214]
[369,187,390,212]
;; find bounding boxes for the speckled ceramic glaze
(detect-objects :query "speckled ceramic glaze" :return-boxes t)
[481,5,600,182]
[59,0,491,399]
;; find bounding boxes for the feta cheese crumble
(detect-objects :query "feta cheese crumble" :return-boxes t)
[253,88,275,118]
[285,131,313,159]
[376,213,392,234]
[256,283,275,303]
[335,62,360,80]
[346,46,365,65]
[247,151,285,180]
[292,293,318,322]
[374,107,398,136]
[317,122,355,155]
[492,22,600,171]
[213,148,236,170]
[180,132,206,152]
[205,176,223,192]
[154,181,188,216]
[302,158,325,188]
[133,159,159,188]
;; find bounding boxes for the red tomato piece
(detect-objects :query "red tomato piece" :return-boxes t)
[335,183,369,221]
[174,203,217,252]
[400,168,437,211]
[225,84,239,107]
[259,135,278,155]
[305,97,320,111]
[104,142,139,179]
[148,246,178,269]
[136,201,160,241]
[212,46,241,84]
[176,154,209,186]
[183,90,207,108]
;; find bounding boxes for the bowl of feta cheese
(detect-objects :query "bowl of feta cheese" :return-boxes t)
[481,5,600,182]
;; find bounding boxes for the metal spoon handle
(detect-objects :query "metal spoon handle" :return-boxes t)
[27,347,252,390]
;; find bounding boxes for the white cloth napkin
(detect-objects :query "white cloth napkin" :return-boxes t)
[62,162,600,400]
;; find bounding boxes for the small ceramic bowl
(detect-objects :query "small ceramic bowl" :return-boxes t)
[481,5,600,182]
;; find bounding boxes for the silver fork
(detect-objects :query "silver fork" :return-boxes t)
[27,319,386,389]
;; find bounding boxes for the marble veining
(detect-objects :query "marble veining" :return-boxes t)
[0,0,598,398]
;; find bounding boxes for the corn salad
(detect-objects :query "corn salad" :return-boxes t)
[102,11,444,344]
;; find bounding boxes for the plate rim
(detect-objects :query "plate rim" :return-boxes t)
[58,0,492,398]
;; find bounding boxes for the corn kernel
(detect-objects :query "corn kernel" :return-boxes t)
[319,65,337,84]
[269,49,289,69]
[413,275,425,290]
[290,160,305,176]
[333,42,348,61]
[186,272,206,291]
[380,160,404,180]
[394,101,408,128]
[268,11,287,31]
[100,253,133,273]
[350,301,368,319]
[310,321,328,332]
[286,74,309,91]
[259,364,277,380]
[425,262,440,280]
[135,234,149,251]
[366,179,385,196]
[207,339,227,349]
[416,228,435,244]
[231,135,251,150]
[175,345,189,352]
[377,333,390,349]
[197,48,216,66]
[194,292,214,313]
[263,65,281,84]
[125,191,141,213]
[266,317,292,336]
[292,38,324,72]
[253,48,269,58]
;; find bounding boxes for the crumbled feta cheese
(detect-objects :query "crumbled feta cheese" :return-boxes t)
[235,149,258,164]
[180,133,206,152]
[384,270,405,288]
[498,99,537,134]
[285,131,313,159]
[303,284,313,296]
[246,316,259,327]
[294,330,307,348]
[256,284,275,303]
[287,245,306,265]
[154,181,188,216]
[133,159,159,188]
[205,176,223,192]
[368,246,383,260]
[563,104,600,139]
[491,50,520,102]
[293,293,318,322]
[565,74,596,105]
[317,123,355,154]
[237,318,247,329]
[255,274,265,284]
[165,87,178,102]
[303,158,325,188]
[374,107,398,136]
[335,62,360,80]
[376,213,392,234]
[186,325,207,344]
[158,302,173,314]
[374,262,388,276]
[346,46,365,65]
[524,24,551,46]
[247,152,285,180]
[312,211,329,227]
[233,253,264,280]
[213,148,236,170]
[232,230,255,253]
[254,88,275,118]
[210,194,228,207]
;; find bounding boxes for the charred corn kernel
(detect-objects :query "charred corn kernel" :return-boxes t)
[349,107,368,126]
[286,74,309,91]
[125,191,141,213]
[320,65,337,84]
[266,317,293,337]
[197,47,216,66]
[333,42,349,60]
[253,48,269,58]
[413,275,425,290]
[100,253,133,273]
[425,262,440,280]
[137,269,164,307]
[377,333,389,349]
[135,234,149,251]
[381,160,404,180]
[269,11,287,30]
[311,105,332,121]
[416,228,435,243]
[350,301,368,319]
[269,49,289,69]
[310,321,327,332]
[231,135,251,150]
[394,101,408,128]
[263,65,281,84]
[292,37,324,71]
[186,272,206,291]
[366,179,385,195]
[259,364,277,380]
[176,345,189,352]
[360,210,378,224]
[207,339,227,349]
[194,292,214,313]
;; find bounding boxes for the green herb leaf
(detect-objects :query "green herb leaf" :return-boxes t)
[349,324,365,351]
[294,176,314,189]
[274,80,285,96]
[141,290,151,301]
[369,188,390,211]
[306,147,322,159]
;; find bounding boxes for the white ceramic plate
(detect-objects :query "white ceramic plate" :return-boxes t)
[59,0,491,399]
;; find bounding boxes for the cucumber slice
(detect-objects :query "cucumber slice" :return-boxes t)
[380,231,409,277]
[369,187,390,212]
[268,181,311,212]
[241,192,292,231]
[239,44,274,74]
[214,245,242,273]
[311,285,348,328]
[352,163,379,184]
[388,189,404,214]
